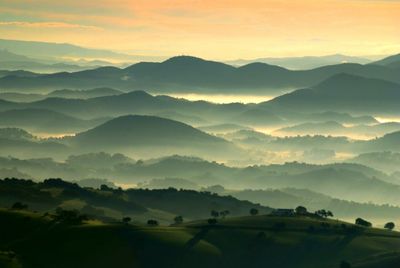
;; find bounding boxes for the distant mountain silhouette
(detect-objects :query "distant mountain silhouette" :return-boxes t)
[276,121,346,134]
[348,151,400,174]
[1,55,399,93]
[0,39,160,63]
[0,90,254,126]
[0,87,123,102]
[370,53,400,69]
[300,111,377,124]
[363,131,400,152]
[0,49,33,61]
[0,108,104,133]
[263,73,400,114]
[0,70,40,78]
[234,108,284,126]
[0,127,68,159]
[276,121,400,138]
[47,87,123,99]
[70,115,239,158]
[0,49,100,73]
[226,54,371,70]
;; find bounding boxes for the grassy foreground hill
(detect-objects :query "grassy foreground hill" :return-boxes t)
[1,209,399,268]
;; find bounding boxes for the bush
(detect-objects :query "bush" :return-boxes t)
[250,208,259,216]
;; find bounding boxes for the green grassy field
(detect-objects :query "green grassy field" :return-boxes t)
[1,209,399,268]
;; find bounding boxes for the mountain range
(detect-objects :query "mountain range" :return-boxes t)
[1,55,399,94]
[226,54,372,69]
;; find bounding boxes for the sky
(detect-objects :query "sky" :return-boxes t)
[0,0,399,59]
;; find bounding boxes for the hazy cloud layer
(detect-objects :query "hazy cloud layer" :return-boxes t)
[0,0,399,58]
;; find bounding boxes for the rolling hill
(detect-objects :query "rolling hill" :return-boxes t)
[69,115,240,158]
[0,108,106,133]
[1,208,400,268]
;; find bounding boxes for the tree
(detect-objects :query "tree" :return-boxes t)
[174,215,183,224]
[54,208,88,225]
[211,210,219,218]
[315,209,334,218]
[295,206,307,215]
[355,218,372,227]
[100,184,111,191]
[220,210,230,218]
[147,219,158,226]
[11,202,28,210]
[250,208,259,216]
[122,217,131,224]
[384,222,395,231]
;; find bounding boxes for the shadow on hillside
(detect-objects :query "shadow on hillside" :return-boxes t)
[184,226,211,249]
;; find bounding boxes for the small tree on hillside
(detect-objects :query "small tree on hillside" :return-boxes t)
[122,217,131,224]
[100,184,112,191]
[384,222,395,231]
[315,209,334,218]
[295,206,307,215]
[174,215,183,224]
[220,210,230,218]
[355,218,372,227]
[250,208,259,216]
[211,210,220,218]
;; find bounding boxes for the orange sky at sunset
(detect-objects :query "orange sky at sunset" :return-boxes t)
[0,0,399,59]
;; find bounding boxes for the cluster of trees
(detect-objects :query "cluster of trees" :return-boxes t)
[354,217,396,230]
[206,209,234,225]
[54,207,88,225]
[315,209,334,218]
[210,210,231,218]
[295,206,334,218]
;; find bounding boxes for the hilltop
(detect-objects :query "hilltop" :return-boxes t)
[68,115,239,158]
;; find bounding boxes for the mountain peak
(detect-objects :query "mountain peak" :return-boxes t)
[162,55,207,64]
